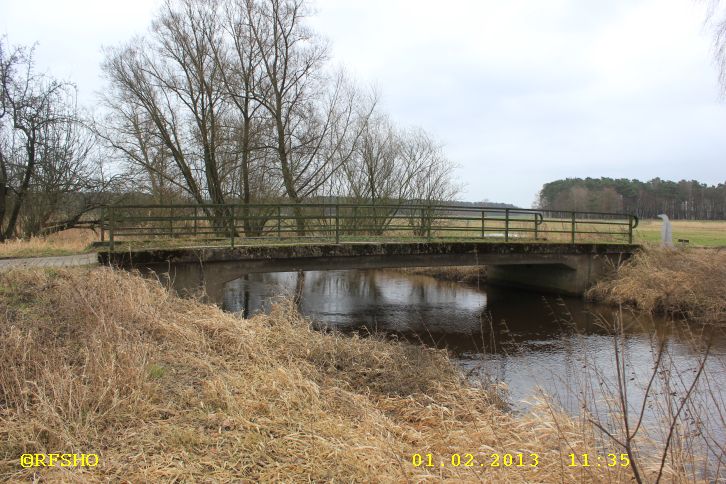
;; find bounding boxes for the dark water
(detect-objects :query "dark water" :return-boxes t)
[156,263,726,469]
[218,270,725,409]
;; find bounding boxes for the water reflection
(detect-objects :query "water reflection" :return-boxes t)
[224,270,488,336]
[219,269,673,356]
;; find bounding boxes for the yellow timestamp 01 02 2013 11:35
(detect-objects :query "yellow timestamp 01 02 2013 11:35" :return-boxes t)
[411,452,631,469]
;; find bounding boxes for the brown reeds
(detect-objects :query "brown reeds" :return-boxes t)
[549,308,724,483]
[588,247,726,324]
[0,267,631,482]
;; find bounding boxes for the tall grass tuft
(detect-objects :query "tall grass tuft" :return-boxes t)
[588,247,726,324]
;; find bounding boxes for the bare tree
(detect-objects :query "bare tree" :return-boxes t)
[246,0,369,234]
[341,113,409,234]
[396,129,459,236]
[704,1,726,90]
[214,0,281,235]
[0,39,102,240]
[100,0,458,240]
[20,110,98,236]
[97,106,183,204]
[338,114,460,235]
[102,0,237,234]
[0,40,16,237]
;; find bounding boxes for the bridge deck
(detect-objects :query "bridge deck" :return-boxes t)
[99,241,637,272]
[98,241,638,296]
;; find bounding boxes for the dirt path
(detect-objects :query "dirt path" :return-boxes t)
[0,253,98,270]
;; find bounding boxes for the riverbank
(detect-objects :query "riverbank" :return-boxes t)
[395,265,487,285]
[0,267,636,482]
[587,247,726,324]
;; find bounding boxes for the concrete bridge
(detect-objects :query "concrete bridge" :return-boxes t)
[99,241,637,298]
[98,202,639,297]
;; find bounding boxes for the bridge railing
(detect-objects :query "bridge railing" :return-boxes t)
[99,203,639,250]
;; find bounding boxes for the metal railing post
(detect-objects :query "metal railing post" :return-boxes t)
[426,205,432,240]
[109,206,115,251]
[571,212,576,244]
[230,206,235,248]
[353,206,358,236]
[628,215,633,244]
[335,204,340,244]
[277,206,282,240]
[100,206,105,242]
[533,213,538,240]
[481,211,485,238]
[169,205,174,238]
[505,208,510,242]
[193,206,198,237]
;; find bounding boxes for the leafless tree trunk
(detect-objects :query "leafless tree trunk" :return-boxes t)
[213,0,269,235]
[102,0,238,236]
[0,41,12,235]
[102,47,206,204]
[245,0,370,235]
[0,148,7,236]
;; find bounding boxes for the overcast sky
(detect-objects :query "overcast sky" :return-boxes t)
[1,0,724,207]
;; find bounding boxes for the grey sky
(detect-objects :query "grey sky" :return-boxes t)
[2,0,724,207]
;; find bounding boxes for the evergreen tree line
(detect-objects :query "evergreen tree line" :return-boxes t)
[537,177,726,220]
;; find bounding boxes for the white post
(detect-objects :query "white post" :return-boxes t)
[657,214,673,248]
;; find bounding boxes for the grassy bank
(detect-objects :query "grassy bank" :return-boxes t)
[588,247,726,324]
[0,229,97,259]
[0,267,643,482]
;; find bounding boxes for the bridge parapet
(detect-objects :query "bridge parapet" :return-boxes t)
[98,202,639,250]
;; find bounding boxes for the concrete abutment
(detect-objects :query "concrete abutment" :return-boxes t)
[486,253,627,296]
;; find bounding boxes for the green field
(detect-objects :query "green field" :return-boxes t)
[634,220,726,247]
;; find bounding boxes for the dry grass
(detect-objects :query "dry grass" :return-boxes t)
[588,247,726,324]
[0,267,641,482]
[0,229,97,259]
